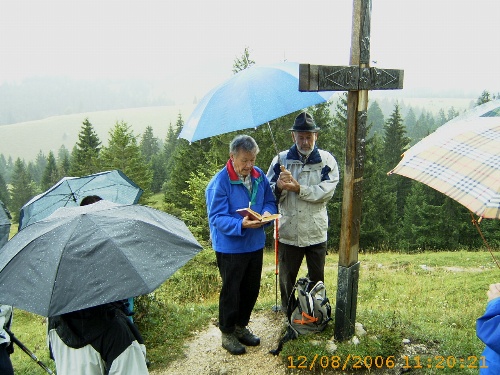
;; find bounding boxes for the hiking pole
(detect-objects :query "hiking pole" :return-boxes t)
[272,217,280,312]
[4,328,54,375]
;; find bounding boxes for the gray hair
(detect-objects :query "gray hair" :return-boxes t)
[229,135,260,155]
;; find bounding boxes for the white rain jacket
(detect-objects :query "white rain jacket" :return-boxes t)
[48,329,148,375]
[47,304,148,375]
[0,305,12,345]
[267,145,339,247]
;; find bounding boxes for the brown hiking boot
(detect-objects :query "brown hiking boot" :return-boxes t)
[221,332,246,355]
[235,325,260,346]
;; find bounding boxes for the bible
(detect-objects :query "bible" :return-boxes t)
[236,207,281,223]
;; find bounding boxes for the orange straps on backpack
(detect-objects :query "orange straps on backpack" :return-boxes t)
[293,312,318,325]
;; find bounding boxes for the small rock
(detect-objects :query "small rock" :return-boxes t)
[349,336,360,345]
[355,322,367,337]
[326,341,338,353]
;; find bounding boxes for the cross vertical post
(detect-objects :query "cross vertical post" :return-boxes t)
[299,0,403,341]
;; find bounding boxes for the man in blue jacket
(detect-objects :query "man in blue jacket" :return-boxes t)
[477,282,500,374]
[206,135,278,355]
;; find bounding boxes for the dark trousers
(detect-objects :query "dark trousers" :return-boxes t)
[279,241,327,309]
[0,344,14,375]
[216,249,263,334]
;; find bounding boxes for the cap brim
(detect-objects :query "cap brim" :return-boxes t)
[289,128,319,132]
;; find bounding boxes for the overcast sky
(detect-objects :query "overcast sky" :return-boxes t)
[1,0,499,104]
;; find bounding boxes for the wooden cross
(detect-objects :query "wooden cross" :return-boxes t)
[299,0,404,341]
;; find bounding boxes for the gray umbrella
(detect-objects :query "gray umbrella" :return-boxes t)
[0,200,203,317]
[0,200,11,248]
[19,169,143,230]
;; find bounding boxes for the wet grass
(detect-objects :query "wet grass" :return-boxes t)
[9,249,498,374]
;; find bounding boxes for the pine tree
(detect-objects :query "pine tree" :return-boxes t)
[400,183,441,251]
[99,121,153,200]
[361,133,398,249]
[383,104,409,170]
[41,151,59,190]
[29,151,47,185]
[404,108,417,139]
[70,118,102,176]
[140,126,160,163]
[9,158,38,222]
[150,122,176,194]
[367,100,385,138]
[383,104,411,220]
[0,155,10,184]
[164,114,185,184]
[436,109,447,127]
[476,90,491,106]
[232,47,255,74]
[57,145,71,178]
[0,173,9,207]
[321,94,348,249]
[139,126,161,193]
[447,107,459,121]
[163,138,209,211]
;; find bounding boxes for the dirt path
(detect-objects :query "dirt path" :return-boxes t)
[148,308,430,375]
[150,309,287,375]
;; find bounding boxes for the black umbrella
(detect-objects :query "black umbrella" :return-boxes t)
[0,200,203,317]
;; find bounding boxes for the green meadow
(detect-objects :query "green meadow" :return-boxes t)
[9,247,496,374]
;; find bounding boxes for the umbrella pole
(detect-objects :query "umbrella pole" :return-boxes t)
[5,328,54,374]
[268,122,284,312]
[267,122,280,158]
[469,212,500,270]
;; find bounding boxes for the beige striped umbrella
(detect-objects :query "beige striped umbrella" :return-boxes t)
[388,100,500,219]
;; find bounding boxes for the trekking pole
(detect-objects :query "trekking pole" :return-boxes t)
[5,328,54,375]
[272,217,280,312]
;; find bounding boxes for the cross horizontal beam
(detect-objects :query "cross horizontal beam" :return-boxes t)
[299,64,404,92]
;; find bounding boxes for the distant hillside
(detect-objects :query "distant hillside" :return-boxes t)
[0,95,477,163]
[0,77,179,125]
[0,105,195,162]
[369,92,476,117]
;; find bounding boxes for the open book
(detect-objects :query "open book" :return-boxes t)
[236,207,281,223]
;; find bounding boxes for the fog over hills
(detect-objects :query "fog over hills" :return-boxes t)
[0,77,480,162]
[0,77,187,125]
[0,105,196,162]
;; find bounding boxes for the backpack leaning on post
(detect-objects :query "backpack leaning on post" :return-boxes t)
[270,277,332,355]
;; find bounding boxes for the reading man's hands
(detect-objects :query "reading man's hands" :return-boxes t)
[242,216,266,228]
[277,168,300,193]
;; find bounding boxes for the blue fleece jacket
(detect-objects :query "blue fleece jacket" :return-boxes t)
[206,160,277,254]
[477,297,500,374]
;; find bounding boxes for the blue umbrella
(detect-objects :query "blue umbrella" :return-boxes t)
[19,169,143,230]
[178,62,334,142]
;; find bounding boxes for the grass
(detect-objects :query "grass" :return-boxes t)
[9,248,497,374]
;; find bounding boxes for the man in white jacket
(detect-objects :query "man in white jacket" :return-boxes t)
[267,112,340,311]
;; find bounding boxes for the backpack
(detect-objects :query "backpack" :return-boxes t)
[270,277,332,355]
